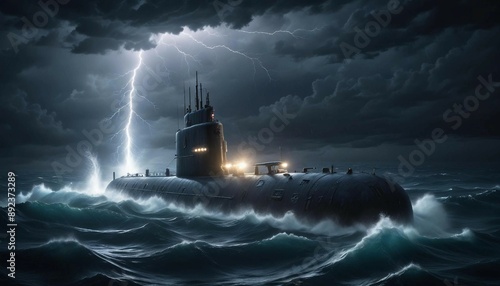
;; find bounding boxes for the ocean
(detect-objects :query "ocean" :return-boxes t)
[1,162,499,285]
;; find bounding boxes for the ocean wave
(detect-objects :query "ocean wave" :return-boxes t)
[15,238,120,285]
[11,183,107,208]
[4,169,500,286]
[411,194,452,237]
[372,263,444,286]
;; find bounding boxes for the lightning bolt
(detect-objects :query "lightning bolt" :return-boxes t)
[237,27,324,39]
[107,50,144,175]
[123,50,143,174]
[106,26,322,176]
[157,34,201,76]
[176,26,323,81]
[182,32,273,81]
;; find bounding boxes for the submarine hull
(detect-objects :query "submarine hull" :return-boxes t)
[106,172,413,226]
[106,74,413,226]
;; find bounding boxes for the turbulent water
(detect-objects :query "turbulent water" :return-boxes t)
[1,163,499,285]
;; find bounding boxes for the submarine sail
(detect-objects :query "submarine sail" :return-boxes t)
[106,75,413,226]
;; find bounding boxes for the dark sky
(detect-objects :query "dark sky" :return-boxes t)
[1,0,500,179]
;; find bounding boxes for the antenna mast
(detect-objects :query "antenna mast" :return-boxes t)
[195,71,199,110]
[200,83,203,109]
[183,85,186,114]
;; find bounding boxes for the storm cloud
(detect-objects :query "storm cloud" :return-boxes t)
[1,0,499,177]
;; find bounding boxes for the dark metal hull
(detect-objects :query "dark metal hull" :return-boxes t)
[106,172,413,226]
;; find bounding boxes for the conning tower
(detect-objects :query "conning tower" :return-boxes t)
[176,72,227,177]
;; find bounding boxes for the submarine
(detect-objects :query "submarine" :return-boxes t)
[106,74,413,226]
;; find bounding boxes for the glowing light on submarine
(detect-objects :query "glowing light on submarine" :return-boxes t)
[236,162,248,170]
